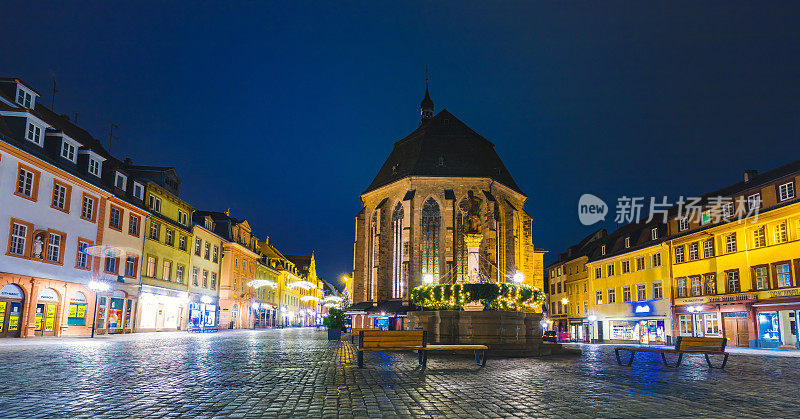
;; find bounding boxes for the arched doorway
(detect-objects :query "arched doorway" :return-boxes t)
[35,288,60,336]
[0,284,25,338]
[231,304,238,329]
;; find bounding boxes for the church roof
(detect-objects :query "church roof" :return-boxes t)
[364,109,523,195]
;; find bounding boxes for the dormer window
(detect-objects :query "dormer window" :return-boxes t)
[26,121,43,146]
[205,219,213,230]
[132,182,144,200]
[177,210,188,226]
[88,157,102,177]
[149,194,161,213]
[61,141,76,162]
[115,172,127,190]
[624,237,630,248]
[15,85,35,108]
[601,244,606,255]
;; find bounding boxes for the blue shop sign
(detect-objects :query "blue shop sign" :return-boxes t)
[630,301,655,317]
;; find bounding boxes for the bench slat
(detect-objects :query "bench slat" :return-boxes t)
[424,345,488,351]
[362,335,426,342]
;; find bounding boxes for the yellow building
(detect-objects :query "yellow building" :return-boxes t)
[669,164,800,349]
[545,230,604,340]
[286,253,326,326]
[586,223,672,345]
[128,168,194,332]
[258,239,301,327]
[252,258,280,328]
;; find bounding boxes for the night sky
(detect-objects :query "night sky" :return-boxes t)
[2,2,798,289]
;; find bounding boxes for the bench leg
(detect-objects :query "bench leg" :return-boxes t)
[660,352,683,367]
[422,350,428,368]
[418,350,424,366]
[477,350,487,366]
[705,353,729,369]
[627,351,635,366]
[357,351,363,369]
[615,348,623,366]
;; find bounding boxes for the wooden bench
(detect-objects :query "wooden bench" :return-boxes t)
[349,327,373,343]
[356,330,489,368]
[614,336,729,369]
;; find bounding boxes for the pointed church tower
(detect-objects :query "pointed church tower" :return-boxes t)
[420,70,434,124]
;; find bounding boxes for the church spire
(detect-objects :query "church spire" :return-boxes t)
[420,66,434,124]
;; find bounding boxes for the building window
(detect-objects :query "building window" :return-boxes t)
[16,88,32,107]
[621,260,630,274]
[594,267,602,279]
[754,266,769,290]
[653,281,663,299]
[725,233,737,253]
[652,252,661,267]
[704,273,716,295]
[61,141,76,162]
[607,263,614,276]
[747,193,761,211]
[601,245,606,255]
[722,202,734,219]
[133,182,144,200]
[624,237,630,248]
[778,182,795,202]
[726,270,740,293]
[608,288,616,303]
[622,286,631,302]
[675,246,684,263]
[81,195,95,221]
[178,210,188,226]
[179,236,187,251]
[678,218,689,231]
[104,256,117,274]
[700,210,712,226]
[204,243,211,260]
[677,277,687,297]
[165,229,175,246]
[146,256,156,277]
[45,233,62,263]
[636,257,645,271]
[148,194,161,213]
[690,276,702,296]
[596,290,602,305]
[192,268,199,286]
[202,270,209,288]
[88,158,101,177]
[703,239,714,258]
[211,273,217,290]
[76,241,90,269]
[651,228,658,240]
[637,283,646,301]
[109,207,122,230]
[213,246,219,263]
[149,221,160,241]
[129,215,140,236]
[176,265,184,283]
[688,243,698,261]
[194,238,202,256]
[421,198,441,282]
[776,263,792,288]
[557,282,561,294]
[774,222,788,244]
[162,261,172,281]
[115,172,127,190]
[753,226,766,248]
[125,256,137,277]
[26,122,42,145]
[16,167,36,199]
[51,182,69,211]
[392,203,405,298]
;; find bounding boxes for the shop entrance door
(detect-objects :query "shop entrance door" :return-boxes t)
[0,299,23,338]
[155,303,165,330]
[34,303,57,336]
[723,314,749,347]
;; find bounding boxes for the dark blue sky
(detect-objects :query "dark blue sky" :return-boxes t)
[3,2,798,287]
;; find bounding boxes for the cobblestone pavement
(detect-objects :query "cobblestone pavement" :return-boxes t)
[0,328,797,418]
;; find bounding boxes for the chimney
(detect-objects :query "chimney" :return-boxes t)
[124,157,132,166]
[744,169,758,183]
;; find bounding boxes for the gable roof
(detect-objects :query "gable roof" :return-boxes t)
[364,109,523,195]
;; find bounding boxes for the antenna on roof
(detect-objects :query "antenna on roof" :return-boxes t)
[103,118,119,153]
[49,72,58,111]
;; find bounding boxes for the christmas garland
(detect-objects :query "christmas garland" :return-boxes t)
[410,283,545,311]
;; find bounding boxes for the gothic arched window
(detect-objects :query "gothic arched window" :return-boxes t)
[392,203,404,298]
[370,211,378,301]
[421,198,440,282]
[455,198,469,282]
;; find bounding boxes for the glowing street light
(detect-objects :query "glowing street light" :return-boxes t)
[561,298,569,305]
[200,295,212,304]
[423,274,434,284]
[513,271,525,283]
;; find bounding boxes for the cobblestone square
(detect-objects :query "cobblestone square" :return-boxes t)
[0,328,797,418]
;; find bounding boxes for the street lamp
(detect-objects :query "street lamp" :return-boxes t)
[513,271,525,283]
[423,274,434,284]
[88,280,110,338]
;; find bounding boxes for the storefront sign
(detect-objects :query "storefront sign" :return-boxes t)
[0,301,5,332]
[0,284,24,299]
[45,305,56,331]
[767,289,800,299]
[630,301,655,317]
[38,288,59,302]
[70,292,87,304]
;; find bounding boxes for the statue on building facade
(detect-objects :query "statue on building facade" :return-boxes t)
[466,190,483,234]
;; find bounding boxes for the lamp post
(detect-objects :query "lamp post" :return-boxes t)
[88,280,110,338]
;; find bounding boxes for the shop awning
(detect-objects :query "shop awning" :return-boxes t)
[343,301,373,315]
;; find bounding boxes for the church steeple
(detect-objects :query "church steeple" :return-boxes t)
[420,67,434,124]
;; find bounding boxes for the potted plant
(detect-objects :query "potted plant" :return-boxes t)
[323,308,345,341]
